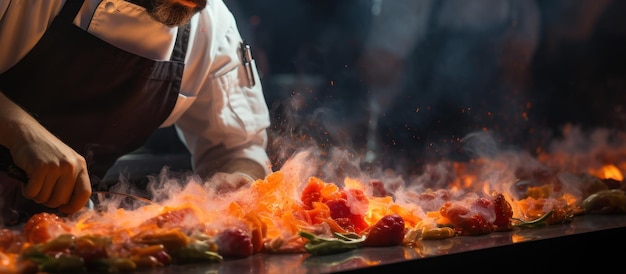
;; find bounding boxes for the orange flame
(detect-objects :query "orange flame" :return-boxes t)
[600,164,623,181]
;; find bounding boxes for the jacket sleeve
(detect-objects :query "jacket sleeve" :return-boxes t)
[0,0,62,74]
[174,0,272,180]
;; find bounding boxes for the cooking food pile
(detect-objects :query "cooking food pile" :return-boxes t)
[1,133,626,273]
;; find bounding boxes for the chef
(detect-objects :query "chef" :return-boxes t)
[0,0,272,221]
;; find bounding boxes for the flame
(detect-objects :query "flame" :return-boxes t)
[344,177,365,191]
[599,164,623,181]
[4,125,626,271]
[62,155,602,248]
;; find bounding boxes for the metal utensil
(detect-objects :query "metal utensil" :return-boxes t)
[91,190,157,211]
[0,145,29,183]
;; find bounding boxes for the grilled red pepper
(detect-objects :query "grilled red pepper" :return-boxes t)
[363,214,405,247]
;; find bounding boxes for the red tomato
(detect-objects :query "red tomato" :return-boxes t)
[215,228,253,258]
[363,214,405,247]
[325,198,368,233]
[456,214,494,236]
[23,212,71,244]
[493,193,513,231]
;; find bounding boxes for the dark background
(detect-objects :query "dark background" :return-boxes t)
[114,0,626,184]
[223,0,626,176]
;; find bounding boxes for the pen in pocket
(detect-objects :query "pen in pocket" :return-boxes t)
[241,41,256,87]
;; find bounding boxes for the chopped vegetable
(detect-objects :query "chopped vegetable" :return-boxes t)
[582,189,626,214]
[512,211,554,227]
[298,231,364,256]
[169,239,223,264]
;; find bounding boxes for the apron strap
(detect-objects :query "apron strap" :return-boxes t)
[171,23,191,62]
[57,0,85,23]
[125,0,154,10]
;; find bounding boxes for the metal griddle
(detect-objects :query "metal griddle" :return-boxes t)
[128,214,626,273]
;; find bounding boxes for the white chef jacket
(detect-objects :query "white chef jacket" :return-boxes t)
[0,0,272,176]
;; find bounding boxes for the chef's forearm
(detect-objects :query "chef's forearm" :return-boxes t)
[0,91,35,151]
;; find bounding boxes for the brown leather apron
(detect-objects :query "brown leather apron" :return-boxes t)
[0,0,189,223]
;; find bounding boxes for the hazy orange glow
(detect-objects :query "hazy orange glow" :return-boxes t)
[2,125,626,272]
[599,164,623,181]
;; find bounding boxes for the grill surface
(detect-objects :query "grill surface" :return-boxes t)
[134,214,626,273]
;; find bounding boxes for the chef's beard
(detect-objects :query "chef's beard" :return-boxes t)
[148,0,207,27]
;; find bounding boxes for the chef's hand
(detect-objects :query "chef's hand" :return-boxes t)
[0,92,91,214]
[12,137,91,214]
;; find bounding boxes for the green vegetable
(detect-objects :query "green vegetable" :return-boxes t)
[298,231,365,256]
[38,254,86,273]
[582,189,626,214]
[169,240,223,263]
[21,244,86,273]
[512,211,553,228]
[42,234,76,252]
[20,234,76,258]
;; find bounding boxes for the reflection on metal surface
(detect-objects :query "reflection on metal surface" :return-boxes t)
[304,252,381,271]
[149,215,626,273]
[408,238,455,257]
[511,233,538,243]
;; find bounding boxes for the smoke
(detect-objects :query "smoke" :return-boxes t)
[461,131,501,159]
